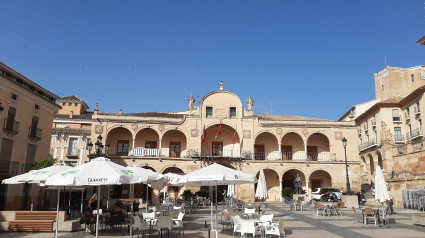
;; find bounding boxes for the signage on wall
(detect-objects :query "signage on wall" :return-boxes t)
[343,171,352,176]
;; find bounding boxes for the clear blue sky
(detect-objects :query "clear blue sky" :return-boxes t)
[1,1,424,120]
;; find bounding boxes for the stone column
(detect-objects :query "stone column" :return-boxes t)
[279,180,283,202]
[278,143,282,160]
[53,135,58,159]
[304,143,308,161]
[306,180,310,200]
[159,139,162,157]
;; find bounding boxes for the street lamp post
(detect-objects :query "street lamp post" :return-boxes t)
[88,134,110,157]
[342,137,351,195]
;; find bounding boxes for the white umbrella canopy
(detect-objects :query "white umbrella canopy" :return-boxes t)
[176,163,257,186]
[374,165,390,226]
[374,165,390,203]
[126,165,161,184]
[45,157,144,238]
[255,169,268,200]
[2,163,72,185]
[176,163,257,237]
[45,157,140,186]
[162,172,183,185]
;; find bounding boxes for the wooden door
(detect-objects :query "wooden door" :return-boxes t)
[169,142,181,157]
[307,146,318,161]
[254,144,265,160]
[281,145,292,160]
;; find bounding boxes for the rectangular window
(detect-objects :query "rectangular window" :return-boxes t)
[25,144,37,165]
[212,142,223,156]
[34,104,40,110]
[392,109,401,121]
[394,127,402,142]
[62,102,66,106]
[411,74,415,82]
[229,107,236,119]
[11,93,17,101]
[117,140,129,155]
[75,103,78,106]
[307,146,318,161]
[206,107,213,118]
[4,106,18,132]
[0,138,14,174]
[68,138,79,156]
[145,141,157,148]
[68,103,72,106]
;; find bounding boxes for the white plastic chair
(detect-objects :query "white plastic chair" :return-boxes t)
[239,218,261,237]
[231,215,242,238]
[244,208,256,219]
[132,215,150,237]
[260,214,273,226]
[171,212,185,235]
[265,217,285,238]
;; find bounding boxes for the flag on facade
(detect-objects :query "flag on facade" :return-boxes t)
[201,125,206,144]
[215,122,222,139]
[232,126,237,144]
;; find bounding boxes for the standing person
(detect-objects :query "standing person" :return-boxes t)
[85,193,97,232]
[387,187,394,215]
[222,189,227,202]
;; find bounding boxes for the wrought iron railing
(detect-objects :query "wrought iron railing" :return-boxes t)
[28,127,42,140]
[0,160,19,175]
[406,127,423,140]
[3,119,20,134]
[359,138,378,151]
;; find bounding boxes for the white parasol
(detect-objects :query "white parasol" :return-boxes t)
[255,169,268,200]
[374,165,390,225]
[176,163,257,237]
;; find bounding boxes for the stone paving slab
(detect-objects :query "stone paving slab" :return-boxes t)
[1,203,425,237]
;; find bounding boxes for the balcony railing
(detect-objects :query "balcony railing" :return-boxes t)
[3,119,20,134]
[394,134,405,143]
[406,127,423,140]
[28,127,42,140]
[0,160,19,175]
[359,138,378,151]
[22,163,33,173]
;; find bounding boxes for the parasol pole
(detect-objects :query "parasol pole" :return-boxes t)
[95,186,100,238]
[54,186,60,238]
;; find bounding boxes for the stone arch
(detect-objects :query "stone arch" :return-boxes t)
[106,124,135,138]
[254,131,279,160]
[376,151,383,170]
[309,169,333,195]
[360,155,367,174]
[201,123,240,157]
[255,169,280,202]
[368,153,375,176]
[306,133,330,161]
[161,166,185,174]
[134,126,160,136]
[161,130,188,157]
[281,132,305,161]
[281,169,307,192]
[135,128,160,149]
[106,127,133,156]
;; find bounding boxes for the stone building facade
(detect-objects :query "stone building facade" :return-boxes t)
[91,82,360,202]
[50,95,92,166]
[340,65,425,208]
[0,61,60,210]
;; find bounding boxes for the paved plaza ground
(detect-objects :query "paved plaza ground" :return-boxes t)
[2,203,425,238]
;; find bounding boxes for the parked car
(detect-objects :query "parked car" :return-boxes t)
[311,187,343,201]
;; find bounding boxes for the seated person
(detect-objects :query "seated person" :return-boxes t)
[108,203,124,229]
